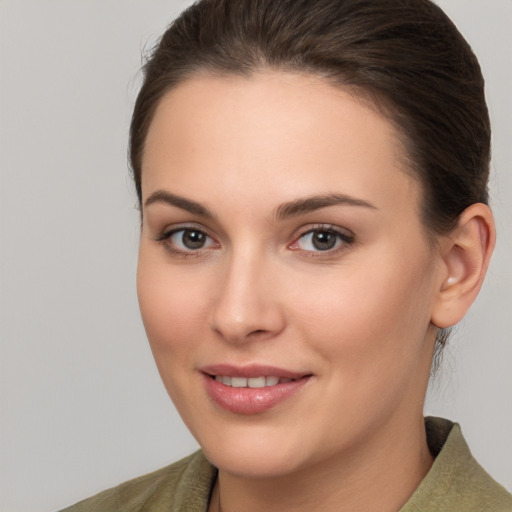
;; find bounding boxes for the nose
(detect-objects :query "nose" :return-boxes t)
[210,249,286,344]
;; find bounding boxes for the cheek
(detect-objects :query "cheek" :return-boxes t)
[286,256,437,440]
[289,252,436,371]
[136,255,210,358]
[136,254,215,420]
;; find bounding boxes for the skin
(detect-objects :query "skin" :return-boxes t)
[137,71,495,512]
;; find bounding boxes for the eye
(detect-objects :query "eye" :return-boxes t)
[290,226,354,253]
[160,228,218,253]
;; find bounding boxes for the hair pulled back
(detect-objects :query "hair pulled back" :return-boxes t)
[130,0,490,238]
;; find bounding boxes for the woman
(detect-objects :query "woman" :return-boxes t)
[62,0,511,510]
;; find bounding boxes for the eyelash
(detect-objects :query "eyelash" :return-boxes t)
[155,224,354,258]
[289,224,355,257]
[154,225,219,258]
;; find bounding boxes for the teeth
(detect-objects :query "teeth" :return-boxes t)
[214,375,290,388]
[231,377,247,388]
[248,377,266,388]
[265,376,279,386]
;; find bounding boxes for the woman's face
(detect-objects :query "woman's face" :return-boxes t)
[137,72,443,478]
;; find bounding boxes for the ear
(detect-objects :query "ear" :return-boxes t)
[431,203,496,329]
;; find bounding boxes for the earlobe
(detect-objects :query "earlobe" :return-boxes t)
[431,203,495,329]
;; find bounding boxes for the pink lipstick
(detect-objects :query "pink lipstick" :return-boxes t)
[200,364,312,415]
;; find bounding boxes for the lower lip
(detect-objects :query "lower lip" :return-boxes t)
[202,374,311,415]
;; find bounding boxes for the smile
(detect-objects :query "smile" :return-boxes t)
[201,366,312,415]
[213,376,294,388]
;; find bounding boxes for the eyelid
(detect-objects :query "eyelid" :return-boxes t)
[154,223,220,256]
[153,222,354,258]
[154,221,214,240]
[288,224,355,254]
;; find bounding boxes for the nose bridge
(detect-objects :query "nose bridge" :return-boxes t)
[211,243,284,342]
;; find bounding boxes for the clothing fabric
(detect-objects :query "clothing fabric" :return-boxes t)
[60,417,512,511]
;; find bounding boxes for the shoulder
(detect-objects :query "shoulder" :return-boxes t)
[59,451,217,512]
[402,417,512,511]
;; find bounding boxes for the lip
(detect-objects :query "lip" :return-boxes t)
[200,364,312,415]
[200,364,308,380]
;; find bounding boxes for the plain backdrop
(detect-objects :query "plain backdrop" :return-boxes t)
[0,1,511,511]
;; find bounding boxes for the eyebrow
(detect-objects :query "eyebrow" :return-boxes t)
[144,190,214,218]
[274,193,377,220]
[144,190,376,220]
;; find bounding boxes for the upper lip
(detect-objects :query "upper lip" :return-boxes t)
[200,364,310,379]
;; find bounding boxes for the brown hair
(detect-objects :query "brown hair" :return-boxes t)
[130,0,490,232]
[129,0,491,351]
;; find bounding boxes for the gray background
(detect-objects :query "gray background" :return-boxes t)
[0,1,510,511]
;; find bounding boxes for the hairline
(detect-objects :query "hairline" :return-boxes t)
[135,64,445,247]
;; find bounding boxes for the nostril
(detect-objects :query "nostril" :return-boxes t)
[247,329,269,338]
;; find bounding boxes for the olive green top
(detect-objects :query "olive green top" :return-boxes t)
[60,417,512,511]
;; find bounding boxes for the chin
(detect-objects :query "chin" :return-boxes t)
[195,424,318,479]
[206,448,305,479]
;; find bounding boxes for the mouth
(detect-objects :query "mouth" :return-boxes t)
[211,375,296,388]
[200,365,312,415]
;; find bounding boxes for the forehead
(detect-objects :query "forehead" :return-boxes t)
[142,71,420,217]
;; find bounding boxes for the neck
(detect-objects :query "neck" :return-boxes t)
[209,414,433,512]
